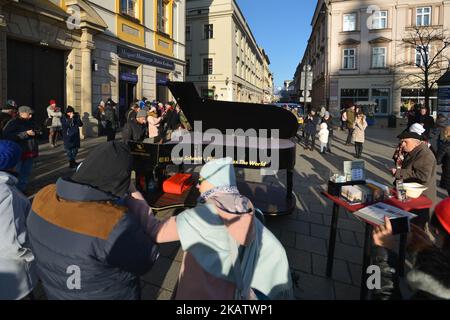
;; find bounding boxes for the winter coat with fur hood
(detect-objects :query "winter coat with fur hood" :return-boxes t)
[372,246,450,300]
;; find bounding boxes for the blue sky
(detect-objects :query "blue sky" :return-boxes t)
[236,0,316,90]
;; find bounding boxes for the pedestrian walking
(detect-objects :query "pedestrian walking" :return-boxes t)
[61,106,83,169]
[318,123,329,154]
[303,110,319,151]
[321,111,333,153]
[353,113,368,158]
[345,105,356,145]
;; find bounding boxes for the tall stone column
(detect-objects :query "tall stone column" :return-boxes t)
[80,28,95,138]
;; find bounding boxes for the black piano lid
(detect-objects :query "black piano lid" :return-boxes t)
[167,81,299,140]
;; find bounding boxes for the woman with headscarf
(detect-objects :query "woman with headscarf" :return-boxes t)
[127,158,294,300]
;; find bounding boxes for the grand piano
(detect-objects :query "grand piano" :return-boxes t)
[130,81,298,215]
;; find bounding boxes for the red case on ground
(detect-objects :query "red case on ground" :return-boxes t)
[163,173,194,195]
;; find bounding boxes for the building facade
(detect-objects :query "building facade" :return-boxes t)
[0,0,185,136]
[261,48,274,103]
[186,0,270,103]
[296,0,450,117]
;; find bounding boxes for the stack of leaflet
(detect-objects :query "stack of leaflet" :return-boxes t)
[354,203,417,231]
[341,185,364,204]
[341,180,391,205]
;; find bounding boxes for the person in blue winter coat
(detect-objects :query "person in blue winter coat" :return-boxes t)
[61,106,83,169]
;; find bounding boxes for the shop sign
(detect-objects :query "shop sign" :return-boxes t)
[118,46,175,70]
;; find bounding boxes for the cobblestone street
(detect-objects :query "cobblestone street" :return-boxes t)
[29,123,446,300]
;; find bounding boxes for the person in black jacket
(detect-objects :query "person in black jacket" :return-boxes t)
[2,106,39,192]
[372,198,450,300]
[61,106,83,169]
[0,99,17,138]
[126,103,140,124]
[411,106,435,139]
[122,110,148,143]
[104,99,119,141]
[437,126,450,196]
[303,110,319,151]
[26,141,159,300]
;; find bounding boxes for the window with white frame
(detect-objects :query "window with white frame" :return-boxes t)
[157,0,169,33]
[372,10,388,29]
[416,45,431,67]
[204,24,213,39]
[343,48,356,69]
[203,58,213,75]
[121,0,138,18]
[416,7,431,26]
[236,57,240,75]
[343,13,357,31]
[372,47,386,68]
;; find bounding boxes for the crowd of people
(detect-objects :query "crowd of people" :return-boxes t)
[297,104,368,158]
[0,99,84,193]
[94,98,191,145]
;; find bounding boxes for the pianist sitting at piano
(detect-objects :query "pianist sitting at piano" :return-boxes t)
[122,109,148,143]
[127,157,294,300]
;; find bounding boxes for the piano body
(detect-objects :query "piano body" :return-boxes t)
[130,81,298,215]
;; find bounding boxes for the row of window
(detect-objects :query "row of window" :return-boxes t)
[343,6,432,32]
[185,24,213,40]
[341,46,430,70]
[120,0,171,34]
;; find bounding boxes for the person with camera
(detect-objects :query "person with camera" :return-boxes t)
[2,106,39,192]
[372,198,450,300]
[61,106,83,169]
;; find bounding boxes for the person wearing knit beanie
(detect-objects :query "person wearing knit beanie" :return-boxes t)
[71,141,132,198]
[199,157,237,189]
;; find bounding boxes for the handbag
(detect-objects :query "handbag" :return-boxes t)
[44,117,52,127]
[162,173,193,195]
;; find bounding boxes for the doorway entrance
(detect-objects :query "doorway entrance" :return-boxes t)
[7,38,65,129]
[119,64,138,126]
[156,72,169,103]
